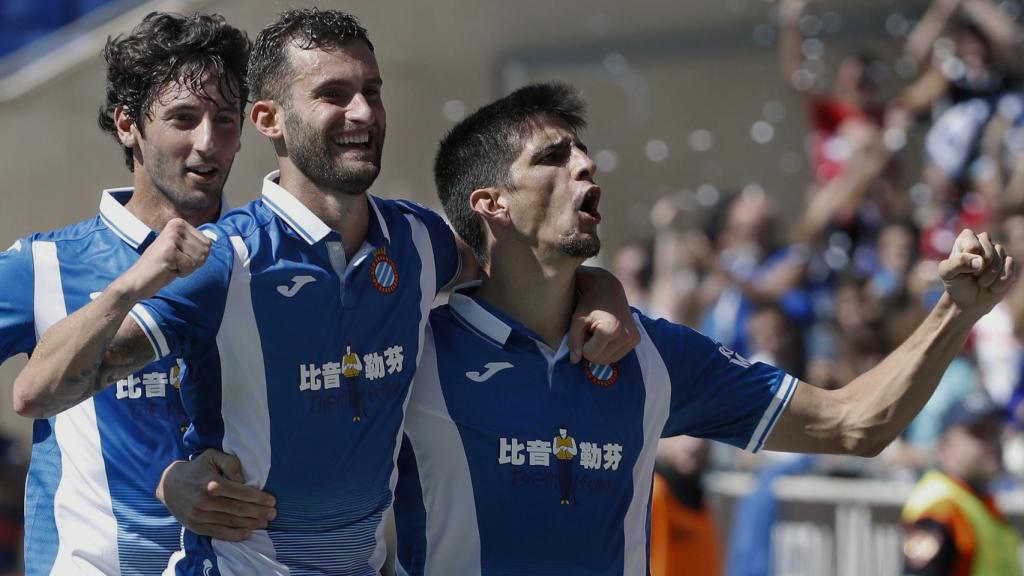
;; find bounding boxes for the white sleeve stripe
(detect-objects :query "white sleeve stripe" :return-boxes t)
[745,373,798,453]
[128,304,169,359]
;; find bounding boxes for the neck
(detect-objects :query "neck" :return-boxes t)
[476,243,579,350]
[278,163,369,259]
[123,185,219,231]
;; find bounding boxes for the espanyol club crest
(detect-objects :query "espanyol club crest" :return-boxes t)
[584,361,619,387]
[369,247,399,294]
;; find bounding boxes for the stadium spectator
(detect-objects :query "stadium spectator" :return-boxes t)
[901,391,1022,575]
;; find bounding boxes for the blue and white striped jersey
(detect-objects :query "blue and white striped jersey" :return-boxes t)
[0,190,197,575]
[129,172,460,576]
[394,286,797,576]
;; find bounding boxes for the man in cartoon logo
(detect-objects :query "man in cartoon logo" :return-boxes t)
[391,83,1016,574]
[342,346,364,422]
[553,427,577,504]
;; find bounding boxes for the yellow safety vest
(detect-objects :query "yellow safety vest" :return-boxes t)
[902,471,1023,576]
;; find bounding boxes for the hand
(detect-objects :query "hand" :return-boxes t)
[779,0,810,21]
[650,196,683,231]
[116,218,212,302]
[570,267,641,364]
[938,229,1016,316]
[156,449,277,541]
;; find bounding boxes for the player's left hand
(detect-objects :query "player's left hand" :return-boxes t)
[939,229,1016,317]
[156,448,277,541]
[570,267,640,364]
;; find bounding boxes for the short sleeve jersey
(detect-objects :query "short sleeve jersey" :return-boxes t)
[129,172,459,576]
[0,190,195,575]
[394,286,796,576]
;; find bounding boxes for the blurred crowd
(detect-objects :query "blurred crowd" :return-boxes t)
[636,0,1024,572]
[625,0,1024,481]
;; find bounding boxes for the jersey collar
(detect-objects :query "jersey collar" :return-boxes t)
[448,281,568,353]
[260,170,391,246]
[99,188,153,250]
[100,188,230,251]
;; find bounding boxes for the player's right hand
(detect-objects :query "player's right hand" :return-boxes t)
[156,448,277,542]
[119,218,211,302]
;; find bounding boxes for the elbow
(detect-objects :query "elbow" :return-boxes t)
[13,376,54,419]
[847,437,889,458]
[836,427,893,458]
[12,388,43,419]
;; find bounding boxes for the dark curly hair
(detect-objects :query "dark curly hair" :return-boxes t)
[97,12,251,171]
[434,83,587,264]
[248,8,373,104]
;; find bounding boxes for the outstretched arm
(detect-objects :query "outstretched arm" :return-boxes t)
[905,0,962,66]
[13,219,211,418]
[764,229,1015,455]
[779,0,814,96]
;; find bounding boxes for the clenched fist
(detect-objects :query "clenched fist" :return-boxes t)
[939,229,1016,317]
[118,218,212,302]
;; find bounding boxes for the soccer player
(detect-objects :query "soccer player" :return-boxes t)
[390,83,1016,575]
[13,10,635,575]
[1,12,254,575]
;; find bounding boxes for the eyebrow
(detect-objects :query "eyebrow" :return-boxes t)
[311,76,384,92]
[529,136,587,162]
[161,101,238,115]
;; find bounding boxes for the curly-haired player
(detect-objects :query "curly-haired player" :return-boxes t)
[1,11,250,575]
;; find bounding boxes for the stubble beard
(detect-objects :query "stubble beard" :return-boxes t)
[285,109,382,196]
[560,231,600,259]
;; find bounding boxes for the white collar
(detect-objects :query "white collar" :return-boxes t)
[447,281,513,346]
[259,170,390,245]
[98,188,153,250]
[99,188,230,250]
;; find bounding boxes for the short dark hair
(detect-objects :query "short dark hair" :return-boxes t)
[97,12,251,171]
[248,8,373,103]
[434,83,587,263]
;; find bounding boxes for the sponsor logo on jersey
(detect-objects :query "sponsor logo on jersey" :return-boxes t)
[466,362,514,382]
[298,344,405,422]
[498,428,625,505]
[115,360,184,401]
[369,247,399,294]
[584,362,619,387]
[277,275,316,297]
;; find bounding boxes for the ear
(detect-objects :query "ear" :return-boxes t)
[469,187,509,225]
[113,104,137,148]
[251,99,282,139]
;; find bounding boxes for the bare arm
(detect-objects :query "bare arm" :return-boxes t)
[765,229,1015,455]
[778,0,814,96]
[792,124,889,244]
[905,0,962,66]
[962,0,1023,75]
[13,219,211,418]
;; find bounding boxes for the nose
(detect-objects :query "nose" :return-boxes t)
[573,147,596,181]
[346,92,375,127]
[193,116,216,156]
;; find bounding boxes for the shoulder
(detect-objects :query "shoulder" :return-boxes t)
[34,215,107,245]
[382,197,449,230]
[1,216,106,265]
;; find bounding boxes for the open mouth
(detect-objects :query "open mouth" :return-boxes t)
[578,186,602,222]
[186,165,218,179]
